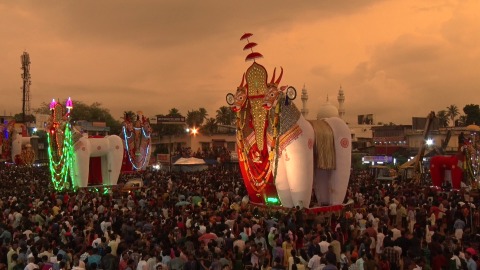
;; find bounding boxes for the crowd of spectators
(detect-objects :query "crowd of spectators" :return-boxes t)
[0,163,478,270]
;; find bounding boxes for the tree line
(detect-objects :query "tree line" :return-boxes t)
[436,104,480,128]
[30,101,236,136]
[24,101,480,134]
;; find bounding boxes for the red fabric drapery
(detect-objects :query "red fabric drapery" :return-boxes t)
[88,157,103,185]
[430,155,462,189]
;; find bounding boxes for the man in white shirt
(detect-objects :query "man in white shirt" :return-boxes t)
[389,201,397,227]
[308,250,322,270]
[318,235,330,255]
[376,228,385,257]
[24,255,38,270]
[356,255,365,270]
[233,235,246,253]
[407,208,416,234]
[391,225,401,241]
[100,218,111,235]
[137,254,149,270]
[91,234,102,247]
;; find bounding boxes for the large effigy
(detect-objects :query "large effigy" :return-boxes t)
[226,34,352,210]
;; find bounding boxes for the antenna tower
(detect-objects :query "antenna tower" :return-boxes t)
[21,51,32,123]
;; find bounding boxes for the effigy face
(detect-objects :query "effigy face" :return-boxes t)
[244,62,269,152]
[231,87,247,113]
[262,85,281,110]
[231,62,283,205]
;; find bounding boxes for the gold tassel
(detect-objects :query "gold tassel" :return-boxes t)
[308,120,336,170]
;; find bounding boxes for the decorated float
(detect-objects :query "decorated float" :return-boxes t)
[0,120,36,165]
[46,98,123,191]
[430,125,480,190]
[225,34,351,211]
[120,111,152,171]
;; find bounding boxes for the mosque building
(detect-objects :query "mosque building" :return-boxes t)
[300,85,375,152]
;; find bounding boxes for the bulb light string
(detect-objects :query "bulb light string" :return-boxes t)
[122,125,151,170]
[47,122,75,191]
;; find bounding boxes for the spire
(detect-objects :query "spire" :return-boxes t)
[338,85,345,119]
[301,84,309,118]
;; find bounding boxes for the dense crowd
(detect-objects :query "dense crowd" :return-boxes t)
[0,163,478,270]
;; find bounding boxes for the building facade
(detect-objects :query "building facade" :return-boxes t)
[372,125,412,156]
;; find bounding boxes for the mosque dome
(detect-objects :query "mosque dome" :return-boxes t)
[317,97,339,120]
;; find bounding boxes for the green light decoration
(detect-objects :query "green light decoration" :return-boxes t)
[265,196,280,205]
[47,122,75,191]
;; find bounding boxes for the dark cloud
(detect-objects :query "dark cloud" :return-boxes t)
[0,0,478,127]
[3,1,383,48]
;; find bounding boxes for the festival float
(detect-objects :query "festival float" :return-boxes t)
[0,120,36,165]
[226,33,351,212]
[46,98,123,191]
[430,125,480,191]
[120,111,152,171]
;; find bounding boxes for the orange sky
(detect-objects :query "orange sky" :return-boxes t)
[0,0,478,125]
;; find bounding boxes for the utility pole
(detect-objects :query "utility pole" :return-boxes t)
[21,51,32,123]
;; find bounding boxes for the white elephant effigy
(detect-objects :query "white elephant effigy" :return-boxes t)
[71,135,124,187]
[47,98,123,190]
[226,34,351,208]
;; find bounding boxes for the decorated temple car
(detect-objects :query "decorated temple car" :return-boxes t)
[226,33,351,209]
[120,111,152,172]
[0,119,36,165]
[46,98,123,191]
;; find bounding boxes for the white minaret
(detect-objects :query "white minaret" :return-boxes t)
[301,84,309,118]
[337,85,345,119]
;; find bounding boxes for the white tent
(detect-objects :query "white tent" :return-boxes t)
[173,157,206,165]
[172,157,208,172]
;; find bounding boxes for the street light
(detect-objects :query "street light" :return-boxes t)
[191,127,198,135]
[426,138,434,146]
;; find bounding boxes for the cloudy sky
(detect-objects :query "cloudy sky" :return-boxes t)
[0,0,478,125]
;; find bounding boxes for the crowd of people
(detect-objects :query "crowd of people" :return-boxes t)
[0,163,478,270]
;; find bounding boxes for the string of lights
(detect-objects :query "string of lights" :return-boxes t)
[47,122,75,191]
[122,125,151,170]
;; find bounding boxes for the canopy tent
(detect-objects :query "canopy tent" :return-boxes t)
[173,157,206,165]
[172,157,208,172]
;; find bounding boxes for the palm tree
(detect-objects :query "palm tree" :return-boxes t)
[201,118,218,136]
[215,106,236,125]
[436,110,449,128]
[168,108,182,117]
[155,108,185,140]
[446,105,459,127]
[463,104,480,125]
[186,110,204,127]
[198,108,208,121]
[457,115,467,127]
